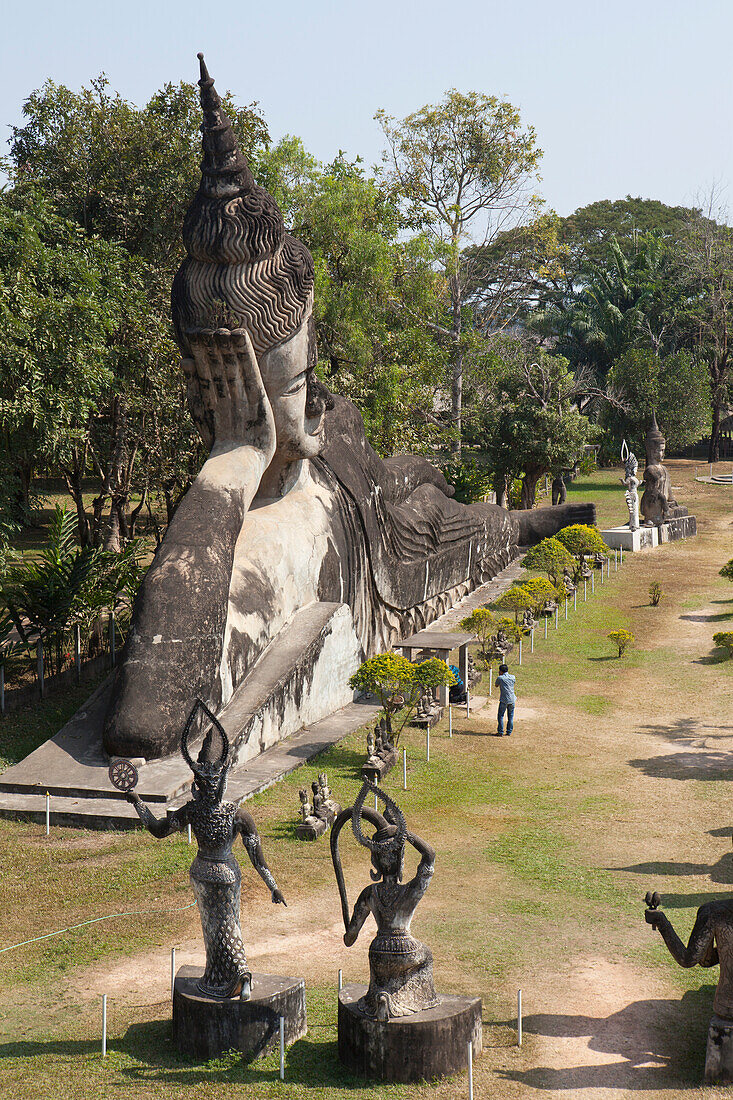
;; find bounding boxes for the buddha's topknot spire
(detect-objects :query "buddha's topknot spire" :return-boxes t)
[194,52,255,198]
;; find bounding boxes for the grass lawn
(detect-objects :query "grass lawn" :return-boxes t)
[1,459,733,1098]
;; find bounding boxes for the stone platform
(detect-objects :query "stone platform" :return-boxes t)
[173,966,306,1060]
[601,515,697,551]
[705,1014,733,1083]
[338,983,482,1082]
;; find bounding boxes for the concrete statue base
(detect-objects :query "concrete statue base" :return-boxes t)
[601,515,697,551]
[172,966,306,1060]
[337,983,482,1082]
[706,1015,733,1083]
[361,750,398,784]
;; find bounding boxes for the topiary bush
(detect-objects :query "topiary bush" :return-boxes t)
[713,631,733,659]
[649,581,663,606]
[608,629,634,657]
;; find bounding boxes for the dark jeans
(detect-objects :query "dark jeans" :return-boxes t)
[497,701,515,735]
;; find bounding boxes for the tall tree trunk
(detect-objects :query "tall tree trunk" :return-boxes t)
[520,471,541,510]
[449,265,462,456]
[709,398,722,463]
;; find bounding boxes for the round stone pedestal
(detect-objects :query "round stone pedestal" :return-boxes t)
[705,1014,733,1083]
[173,966,306,1061]
[338,983,482,1082]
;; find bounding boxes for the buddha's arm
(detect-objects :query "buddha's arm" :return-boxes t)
[646,906,717,967]
[344,886,372,946]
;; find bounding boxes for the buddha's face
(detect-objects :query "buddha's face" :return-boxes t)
[259,314,333,462]
[648,437,665,463]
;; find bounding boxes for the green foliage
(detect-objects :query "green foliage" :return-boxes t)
[713,632,733,658]
[459,607,496,657]
[605,349,710,454]
[521,576,562,616]
[467,337,594,507]
[522,537,575,585]
[442,458,493,503]
[493,584,533,623]
[649,581,663,606]
[556,525,607,558]
[348,652,454,742]
[607,629,634,657]
[719,559,733,582]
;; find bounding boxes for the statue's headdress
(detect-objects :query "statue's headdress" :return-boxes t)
[171,54,315,358]
[180,697,230,799]
[621,438,638,479]
[646,412,665,446]
[330,780,408,932]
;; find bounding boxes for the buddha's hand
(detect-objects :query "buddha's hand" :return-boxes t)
[271,888,287,906]
[181,328,276,463]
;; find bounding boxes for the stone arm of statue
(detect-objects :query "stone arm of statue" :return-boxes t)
[646,906,719,968]
[406,831,436,873]
[512,502,596,545]
[126,791,186,838]
[344,885,373,946]
[235,806,287,906]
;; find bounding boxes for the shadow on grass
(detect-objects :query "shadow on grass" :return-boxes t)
[110,1019,373,1089]
[613,854,733,886]
[588,655,618,662]
[681,611,733,623]
[694,649,732,665]
[497,987,712,1091]
[629,752,733,781]
[636,717,733,743]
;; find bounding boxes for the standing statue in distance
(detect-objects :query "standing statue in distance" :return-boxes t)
[640,413,687,526]
[620,439,640,531]
[331,780,437,1020]
[125,699,286,1000]
[645,886,733,1082]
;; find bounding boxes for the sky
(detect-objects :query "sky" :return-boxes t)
[2,0,733,218]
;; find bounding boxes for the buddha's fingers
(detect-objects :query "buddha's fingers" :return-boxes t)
[188,331,219,413]
[229,329,267,412]
[180,356,213,449]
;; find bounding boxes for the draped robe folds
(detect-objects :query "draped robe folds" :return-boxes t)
[104,395,588,759]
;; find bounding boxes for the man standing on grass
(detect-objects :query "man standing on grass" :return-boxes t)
[496,663,516,736]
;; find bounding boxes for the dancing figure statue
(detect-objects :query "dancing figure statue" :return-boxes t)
[125,699,286,999]
[331,780,438,1020]
[620,439,640,531]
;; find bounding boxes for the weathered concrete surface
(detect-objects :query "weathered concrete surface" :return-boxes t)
[705,1015,733,1083]
[173,967,306,1061]
[338,982,482,1082]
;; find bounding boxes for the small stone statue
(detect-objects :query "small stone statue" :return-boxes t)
[331,780,438,1020]
[551,461,580,505]
[562,567,577,596]
[413,691,442,727]
[318,773,342,820]
[645,886,733,1082]
[366,729,376,759]
[522,608,538,632]
[296,786,327,840]
[125,698,286,1000]
[620,439,640,531]
[640,413,687,527]
[466,653,482,689]
[489,627,513,660]
[362,721,398,783]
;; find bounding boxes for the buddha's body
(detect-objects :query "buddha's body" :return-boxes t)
[102,56,595,760]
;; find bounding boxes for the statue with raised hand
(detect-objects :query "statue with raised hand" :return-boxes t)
[121,699,286,1000]
[331,779,438,1020]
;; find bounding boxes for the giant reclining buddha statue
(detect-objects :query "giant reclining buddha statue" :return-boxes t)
[103,55,595,762]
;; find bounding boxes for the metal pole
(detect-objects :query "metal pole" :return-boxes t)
[555,607,559,630]
[592,572,595,595]
[426,727,430,763]
[489,667,492,696]
[466,688,470,718]
[171,948,176,1000]
[187,823,192,844]
[102,994,107,1058]
[600,563,604,584]
[518,988,523,1046]
[531,629,534,654]
[564,598,568,621]
[338,968,343,991]
[467,1040,474,1100]
[279,1015,285,1080]
[615,549,618,571]
[403,747,407,789]
[584,579,587,601]
[574,590,577,612]
[519,638,522,665]
[544,616,548,639]
[45,791,50,837]
[620,546,624,565]
[37,643,44,699]
[74,623,81,682]
[448,705,452,738]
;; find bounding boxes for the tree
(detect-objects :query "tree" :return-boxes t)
[377,90,542,453]
[521,577,562,617]
[348,652,454,743]
[604,349,710,456]
[719,559,733,582]
[521,537,575,585]
[556,525,608,581]
[468,338,595,507]
[459,607,497,658]
[556,197,701,269]
[713,631,733,659]
[493,584,533,624]
[608,629,634,657]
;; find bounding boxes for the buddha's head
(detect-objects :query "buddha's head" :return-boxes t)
[172,55,333,466]
[645,413,666,465]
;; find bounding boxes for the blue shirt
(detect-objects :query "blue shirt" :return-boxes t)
[496,672,516,705]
